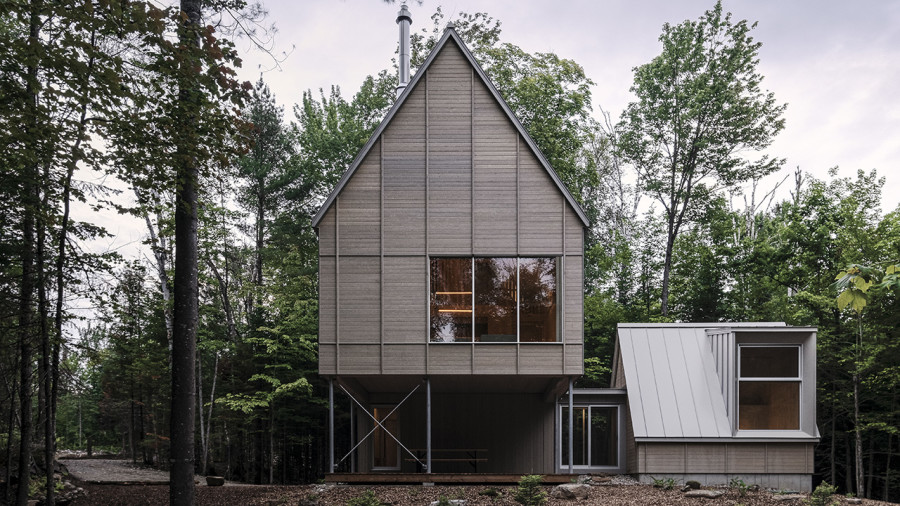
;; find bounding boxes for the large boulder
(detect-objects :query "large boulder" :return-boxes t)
[550,483,591,500]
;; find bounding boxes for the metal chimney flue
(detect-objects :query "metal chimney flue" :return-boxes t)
[396,4,412,98]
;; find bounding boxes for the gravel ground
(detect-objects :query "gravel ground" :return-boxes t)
[66,481,899,506]
[61,458,225,486]
[62,460,898,506]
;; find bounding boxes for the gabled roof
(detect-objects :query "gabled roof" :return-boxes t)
[614,322,819,442]
[311,26,590,228]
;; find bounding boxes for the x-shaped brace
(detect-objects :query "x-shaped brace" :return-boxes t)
[337,381,424,468]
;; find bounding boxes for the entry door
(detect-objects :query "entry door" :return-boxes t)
[561,405,618,468]
[372,406,400,470]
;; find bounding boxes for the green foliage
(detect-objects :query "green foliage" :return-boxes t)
[514,475,547,506]
[346,490,384,506]
[806,482,838,506]
[617,1,786,315]
[479,487,502,498]
[729,478,749,497]
[436,496,453,506]
[651,477,677,490]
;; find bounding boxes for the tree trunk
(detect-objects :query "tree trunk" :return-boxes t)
[845,432,853,494]
[170,1,202,503]
[831,387,836,486]
[885,392,894,501]
[16,4,40,504]
[269,407,274,484]
[5,351,19,506]
[37,171,54,505]
[854,317,864,498]
[866,437,874,499]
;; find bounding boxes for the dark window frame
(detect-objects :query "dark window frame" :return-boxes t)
[429,257,559,343]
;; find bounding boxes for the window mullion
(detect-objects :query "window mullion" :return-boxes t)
[471,257,475,342]
[516,258,520,343]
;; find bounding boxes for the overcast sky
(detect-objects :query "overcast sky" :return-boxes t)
[235,0,900,214]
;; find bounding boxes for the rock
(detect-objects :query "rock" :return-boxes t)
[845,499,862,504]
[684,489,725,499]
[429,500,465,506]
[576,474,593,484]
[685,480,702,490]
[550,483,591,500]
[772,494,806,501]
[206,475,226,486]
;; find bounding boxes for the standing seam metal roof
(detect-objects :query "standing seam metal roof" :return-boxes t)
[616,323,795,439]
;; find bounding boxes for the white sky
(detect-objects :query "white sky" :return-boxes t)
[235,0,900,214]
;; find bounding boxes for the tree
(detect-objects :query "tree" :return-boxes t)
[617,1,786,315]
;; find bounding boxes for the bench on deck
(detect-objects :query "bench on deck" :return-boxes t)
[406,448,488,472]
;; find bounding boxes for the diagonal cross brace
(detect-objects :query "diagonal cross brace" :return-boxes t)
[337,382,424,468]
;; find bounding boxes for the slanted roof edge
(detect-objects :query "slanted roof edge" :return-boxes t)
[312,27,591,228]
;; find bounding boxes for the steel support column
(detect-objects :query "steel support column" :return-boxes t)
[568,377,574,474]
[426,377,432,473]
[350,401,356,472]
[329,378,335,473]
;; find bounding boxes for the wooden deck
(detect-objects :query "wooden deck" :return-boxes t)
[325,473,577,484]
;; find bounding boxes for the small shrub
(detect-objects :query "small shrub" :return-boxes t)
[651,477,677,490]
[436,496,453,506]
[479,487,501,498]
[514,474,547,506]
[806,481,838,506]
[346,490,383,506]
[729,477,750,497]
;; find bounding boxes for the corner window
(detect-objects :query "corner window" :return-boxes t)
[430,257,557,342]
[738,346,801,430]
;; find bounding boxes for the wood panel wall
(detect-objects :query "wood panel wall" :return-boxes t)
[638,442,815,474]
[318,40,585,377]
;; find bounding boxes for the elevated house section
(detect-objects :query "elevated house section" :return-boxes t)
[314,19,587,476]
[314,29,586,384]
[611,323,819,491]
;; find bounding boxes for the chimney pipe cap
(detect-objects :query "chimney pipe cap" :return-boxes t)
[397,5,412,24]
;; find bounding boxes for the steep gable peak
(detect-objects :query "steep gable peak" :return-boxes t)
[312,24,589,228]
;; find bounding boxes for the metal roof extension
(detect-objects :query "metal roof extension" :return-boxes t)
[614,323,819,442]
[311,26,590,228]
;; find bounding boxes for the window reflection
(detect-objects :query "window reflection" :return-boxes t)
[519,258,556,342]
[474,258,517,342]
[430,258,472,342]
[429,257,558,343]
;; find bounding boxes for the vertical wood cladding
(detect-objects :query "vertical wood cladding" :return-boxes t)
[317,38,585,376]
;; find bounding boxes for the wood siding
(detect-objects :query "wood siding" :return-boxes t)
[318,38,585,377]
[638,442,815,474]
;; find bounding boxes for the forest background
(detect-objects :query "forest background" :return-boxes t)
[1,1,898,505]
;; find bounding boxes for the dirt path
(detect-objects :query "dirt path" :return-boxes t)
[61,458,210,485]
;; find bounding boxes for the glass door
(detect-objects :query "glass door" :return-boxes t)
[561,405,618,468]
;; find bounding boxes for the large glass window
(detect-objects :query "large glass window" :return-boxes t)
[561,406,618,467]
[430,258,557,343]
[738,346,801,430]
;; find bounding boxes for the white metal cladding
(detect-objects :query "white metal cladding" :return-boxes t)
[616,323,789,439]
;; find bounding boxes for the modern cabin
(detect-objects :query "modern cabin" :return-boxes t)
[611,323,819,491]
[314,9,587,476]
[315,7,818,487]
